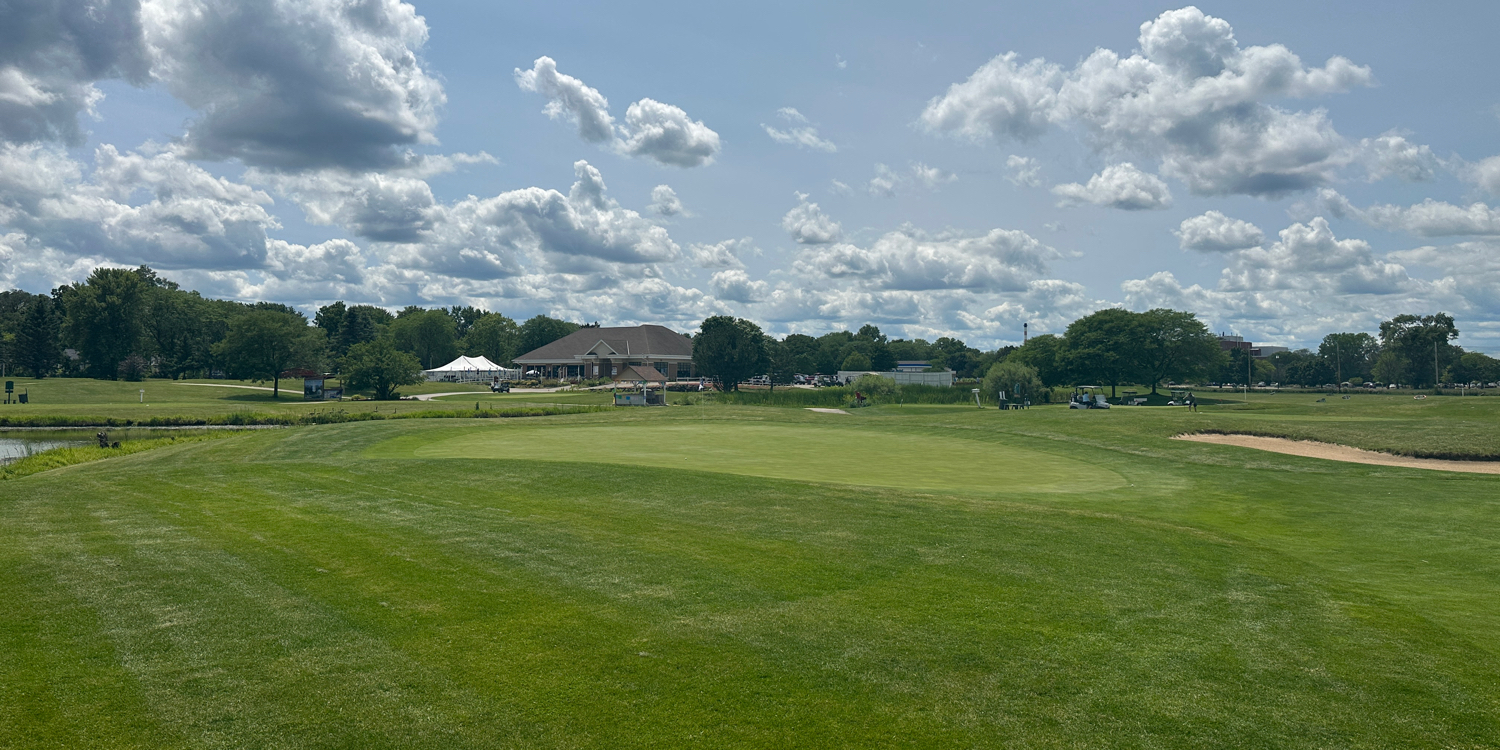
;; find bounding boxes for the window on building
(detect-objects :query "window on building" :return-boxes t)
[677,362,692,377]
[653,362,668,374]
[592,364,599,377]
[611,366,618,376]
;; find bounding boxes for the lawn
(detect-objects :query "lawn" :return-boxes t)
[2,397,1499,746]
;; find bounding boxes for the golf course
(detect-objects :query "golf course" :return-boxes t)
[3,384,1499,747]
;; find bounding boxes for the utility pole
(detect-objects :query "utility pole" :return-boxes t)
[1336,339,1341,392]
[1435,341,1440,391]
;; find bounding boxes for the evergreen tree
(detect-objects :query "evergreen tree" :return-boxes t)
[15,297,59,378]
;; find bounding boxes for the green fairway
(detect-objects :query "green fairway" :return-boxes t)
[3,400,1500,747]
[375,420,1123,494]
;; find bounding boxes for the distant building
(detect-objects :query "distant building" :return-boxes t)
[1218,334,1251,352]
[1251,346,1289,359]
[512,324,694,381]
[837,369,954,387]
[894,360,932,372]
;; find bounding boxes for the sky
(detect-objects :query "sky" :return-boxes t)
[4,1,1500,351]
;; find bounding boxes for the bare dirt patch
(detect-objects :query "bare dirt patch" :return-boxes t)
[1176,433,1500,474]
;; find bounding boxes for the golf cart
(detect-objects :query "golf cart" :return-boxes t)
[1068,386,1110,409]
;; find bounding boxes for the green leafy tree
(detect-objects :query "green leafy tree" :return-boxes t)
[341,339,424,400]
[1063,309,1140,397]
[315,301,347,353]
[931,336,980,376]
[448,306,486,338]
[1445,352,1500,385]
[518,315,581,356]
[337,305,391,359]
[692,316,768,391]
[1377,313,1460,388]
[853,324,896,370]
[982,360,1044,404]
[463,313,521,364]
[841,351,872,371]
[213,310,324,397]
[1132,308,1224,394]
[15,297,59,378]
[390,309,459,369]
[1318,332,1379,382]
[766,337,797,392]
[1008,334,1067,387]
[58,267,150,378]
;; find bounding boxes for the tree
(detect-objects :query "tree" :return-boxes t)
[1132,309,1224,394]
[518,315,581,356]
[841,351,872,371]
[692,316,768,391]
[1008,334,1067,387]
[1063,309,1140,397]
[213,310,324,397]
[338,305,391,359]
[448,305,486,338]
[58,267,149,378]
[315,302,347,353]
[390,309,458,369]
[341,339,424,400]
[1377,313,1460,388]
[766,337,796,392]
[15,297,59,378]
[982,360,1044,404]
[463,313,520,364]
[1446,352,1500,385]
[1318,332,1379,382]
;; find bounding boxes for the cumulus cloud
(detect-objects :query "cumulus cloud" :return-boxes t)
[709,269,767,302]
[688,237,753,269]
[867,162,957,197]
[649,184,684,217]
[1295,189,1500,237]
[1358,132,1438,182]
[1005,155,1040,187]
[1175,210,1263,251]
[762,107,836,152]
[1052,163,1172,210]
[1390,241,1500,315]
[1222,217,1410,295]
[515,57,720,167]
[920,6,1372,197]
[792,225,1057,292]
[149,0,445,171]
[1463,155,1500,196]
[0,0,151,145]
[781,193,842,244]
[0,142,279,269]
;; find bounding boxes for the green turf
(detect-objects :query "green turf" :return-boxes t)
[4,397,1500,746]
[374,420,1123,494]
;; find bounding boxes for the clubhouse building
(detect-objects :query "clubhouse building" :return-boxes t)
[513,324,695,381]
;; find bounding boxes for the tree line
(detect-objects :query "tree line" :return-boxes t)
[2,265,1493,397]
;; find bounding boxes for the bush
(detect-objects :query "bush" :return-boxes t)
[982,361,1043,405]
[117,355,148,381]
[841,352,872,371]
[850,373,896,399]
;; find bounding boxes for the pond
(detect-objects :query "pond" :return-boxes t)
[0,429,211,464]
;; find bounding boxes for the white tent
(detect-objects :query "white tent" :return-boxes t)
[423,355,520,382]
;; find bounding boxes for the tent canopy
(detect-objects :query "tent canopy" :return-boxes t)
[426,355,505,373]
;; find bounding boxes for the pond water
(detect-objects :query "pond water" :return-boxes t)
[0,429,208,464]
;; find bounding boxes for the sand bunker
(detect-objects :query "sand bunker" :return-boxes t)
[805,408,850,415]
[1176,433,1500,474]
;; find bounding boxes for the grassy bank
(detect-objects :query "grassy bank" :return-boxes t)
[0,432,234,481]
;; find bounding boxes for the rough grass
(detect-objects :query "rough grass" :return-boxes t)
[0,432,234,481]
[3,403,1500,746]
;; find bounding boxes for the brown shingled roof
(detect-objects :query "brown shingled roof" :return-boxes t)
[513,324,693,363]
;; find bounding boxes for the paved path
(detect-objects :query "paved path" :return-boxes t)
[175,383,277,392]
[416,387,569,400]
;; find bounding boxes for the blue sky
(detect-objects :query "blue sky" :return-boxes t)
[5,1,1500,351]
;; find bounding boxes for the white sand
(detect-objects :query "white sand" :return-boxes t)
[1175,433,1500,474]
[805,408,850,415]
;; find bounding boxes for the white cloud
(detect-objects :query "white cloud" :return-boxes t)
[617,98,721,167]
[1463,155,1500,196]
[516,57,721,168]
[1358,132,1438,182]
[1052,163,1172,210]
[835,54,848,70]
[649,184,684,217]
[1175,210,1263,251]
[1390,241,1500,315]
[513,56,615,143]
[688,237,754,269]
[921,7,1372,197]
[148,0,444,171]
[1222,217,1410,295]
[781,193,842,244]
[762,107,836,152]
[1005,155,1040,187]
[1295,189,1500,237]
[709,269,766,302]
[829,179,853,196]
[867,162,957,197]
[792,225,1057,292]
[0,0,150,145]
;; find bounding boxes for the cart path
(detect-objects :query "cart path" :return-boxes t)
[174,383,277,392]
[1176,433,1500,474]
[419,387,568,400]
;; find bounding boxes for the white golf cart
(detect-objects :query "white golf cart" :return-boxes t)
[1068,386,1111,409]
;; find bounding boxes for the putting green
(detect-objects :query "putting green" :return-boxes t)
[373,421,1124,494]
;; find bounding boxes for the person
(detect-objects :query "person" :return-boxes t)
[1186,393,1197,412]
